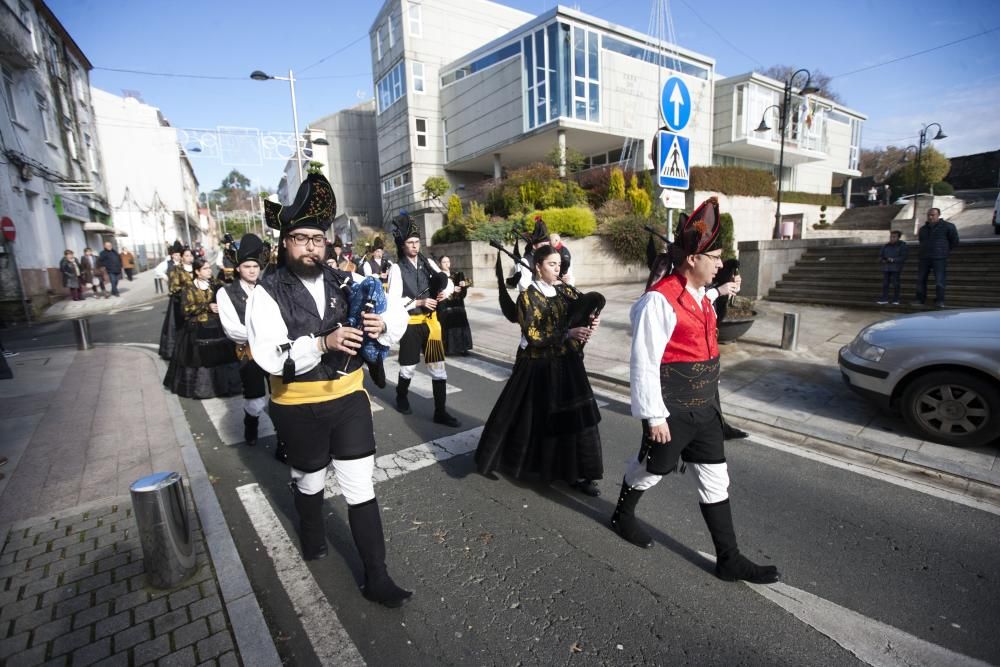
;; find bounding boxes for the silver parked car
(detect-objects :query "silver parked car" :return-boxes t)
[839,309,1000,447]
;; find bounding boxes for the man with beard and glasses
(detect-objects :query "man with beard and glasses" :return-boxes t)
[247,171,413,607]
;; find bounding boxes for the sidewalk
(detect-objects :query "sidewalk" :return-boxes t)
[0,346,278,665]
[41,269,164,322]
[462,284,1000,490]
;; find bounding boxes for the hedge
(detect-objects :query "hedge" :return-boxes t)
[604,215,658,266]
[690,166,776,198]
[782,191,842,206]
[513,207,597,238]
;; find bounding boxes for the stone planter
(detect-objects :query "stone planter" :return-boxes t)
[718,311,757,343]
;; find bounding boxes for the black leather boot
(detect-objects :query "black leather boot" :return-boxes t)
[700,499,779,584]
[432,379,460,427]
[291,484,328,561]
[348,498,412,608]
[243,411,259,446]
[609,479,653,548]
[395,376,412,414]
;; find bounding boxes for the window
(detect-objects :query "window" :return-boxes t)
[602,35,709,80]
[408,3,422,37]
[388,12,401,48]
[47,37,62,79]
[382,171,411,194]
[35,94,51,142]
[415,117,427,148]
[376,61,406,114]
[442,117,448,159]
[376,24,388,60]
[411,61,425,93]
[66,126,78,160]
[441,41,520,87]
[523,22,600,130]
[2,68,18,122]
[18,2,37,53]
[85,133,98,172]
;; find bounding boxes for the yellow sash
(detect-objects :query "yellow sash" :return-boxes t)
[408,312,445,363]
[270,368,367,406]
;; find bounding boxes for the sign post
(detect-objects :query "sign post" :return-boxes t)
[1,217,15,242]
[655,77,694,242]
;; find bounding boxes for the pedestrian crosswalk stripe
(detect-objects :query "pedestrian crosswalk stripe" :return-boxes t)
[382,358,461,398]
[237,484,366,666]
[324,427,483,497]
[202,395,382,446]
[446,356,511,381]
[696,550,992,667]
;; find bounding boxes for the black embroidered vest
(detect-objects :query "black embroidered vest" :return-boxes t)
[223,281,250,324]
[399,255,434,314]
[258,265,363,382]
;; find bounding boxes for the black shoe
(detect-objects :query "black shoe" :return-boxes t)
[715,553,780,584]
[700,499,779,584]
[291,484,328,561]
[367,359,387,389]
[570,479,600,497]
[395,376,412,414]
[349,499,412,608]
[610,480,653,548]
[433,411,460,427]
[722,422,749,440]
[432,379,460,427]
[243,411,259,446]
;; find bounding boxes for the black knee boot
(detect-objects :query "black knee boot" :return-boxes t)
[700,499,779,584]
[432,379,460,427]
[395,376,412,414]
[348,498,412,608]
[291,484,328,560]
[243,411,259,446]
[610,479,653,548]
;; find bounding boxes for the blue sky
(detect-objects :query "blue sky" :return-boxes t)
[50,0,1000,195]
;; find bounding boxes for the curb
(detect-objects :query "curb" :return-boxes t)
[467,346,1000,492]
[132,346,282,667]
[38,294,167,323]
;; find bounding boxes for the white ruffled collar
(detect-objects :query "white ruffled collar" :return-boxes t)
[532,280,557,297]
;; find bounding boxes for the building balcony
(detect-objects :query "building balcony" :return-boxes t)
[0,3,39,70]
[715,127,828,167]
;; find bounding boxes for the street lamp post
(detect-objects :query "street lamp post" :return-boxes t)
[251,69,305,183]
[755,69,819,239]
[911,122,947,225]
[177,146,202,248]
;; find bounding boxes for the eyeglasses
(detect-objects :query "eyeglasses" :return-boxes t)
[288,234,327,247]
[697,253,724,264]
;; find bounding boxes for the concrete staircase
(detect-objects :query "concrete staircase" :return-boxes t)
[766,239,1000,310]
[830,204,903,230]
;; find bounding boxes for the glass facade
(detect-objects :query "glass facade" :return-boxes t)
[523,22,601,130]
[601,35,709,80]
[441,42,521,87]
[376,60,406,114]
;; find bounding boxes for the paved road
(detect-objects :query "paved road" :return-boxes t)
[8,304,999,666]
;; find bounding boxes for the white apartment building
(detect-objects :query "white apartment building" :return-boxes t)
[92,88,202,268]
[0,0,112,316]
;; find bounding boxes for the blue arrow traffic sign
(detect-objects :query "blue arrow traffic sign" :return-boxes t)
[657,130,689,190]
[660,77,691,132]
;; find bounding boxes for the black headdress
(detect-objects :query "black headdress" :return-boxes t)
[523,216,549,246]
[391,210,420,254]
[264,172,337,234]
[236,233,266,266]
[645,197,723,289]
[372,236,384,251]
[169,240,183,255]
[333,235,343,248]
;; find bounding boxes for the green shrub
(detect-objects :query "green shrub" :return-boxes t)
[608,167,626,200]
[468,218,521,244]
[931,181,954,195]
[422,176,450,201]
[719,212,735,261]
[690,166,776,197]
[594,198,634,231]
[513,207,596,238]
[446,194,463,224]
[431,224,468,244]
[482,162,587,215]
[627,175,652,217]
[577,166,614,207]
[782,191,842,206]
[605,215,662,265]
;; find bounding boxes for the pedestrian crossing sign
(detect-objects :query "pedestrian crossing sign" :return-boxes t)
[657,130,689,190]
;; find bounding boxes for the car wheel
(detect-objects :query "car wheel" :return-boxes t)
[901,371,1000,447]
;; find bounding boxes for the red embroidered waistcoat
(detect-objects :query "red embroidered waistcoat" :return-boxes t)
[649,273,719,363]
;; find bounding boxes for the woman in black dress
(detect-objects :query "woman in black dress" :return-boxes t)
[437,255,473,356]
[163,258,242,399]
[474,245,604,496]
[158,245,192,359]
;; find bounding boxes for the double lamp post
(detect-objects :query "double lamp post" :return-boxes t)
[250,69,328,185]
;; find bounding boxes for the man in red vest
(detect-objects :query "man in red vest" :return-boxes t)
[610,197,780,584]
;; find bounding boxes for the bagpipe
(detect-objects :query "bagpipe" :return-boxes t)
[489,239,531,323]
[336,275,390,388]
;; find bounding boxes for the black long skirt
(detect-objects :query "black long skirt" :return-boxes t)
[163,322,242,399]
[474,350,603,483]
[441,303,473,356]
[157,295,181,359]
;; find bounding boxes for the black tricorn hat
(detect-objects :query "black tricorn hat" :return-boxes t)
[372,236,384,251]
[391,211,420,250]
[264,172,337,233]
[676,197,722,255]
[236,234,266,265]
[169,240,183,254]
[567,291,606,329]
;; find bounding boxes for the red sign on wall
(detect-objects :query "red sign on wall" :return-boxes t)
[1,217,14,242]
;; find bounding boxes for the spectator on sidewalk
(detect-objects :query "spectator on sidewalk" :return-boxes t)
[98,241,123,297]
[867,186,878,206]
[120,247,136,281]
[59,249,83,301]
[877,231,908,305]
[80,247,107,299]
[914,208,959,308]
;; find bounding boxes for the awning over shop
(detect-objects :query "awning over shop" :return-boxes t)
[83,222,127,237]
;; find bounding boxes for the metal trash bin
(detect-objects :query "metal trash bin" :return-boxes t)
[781,312,800,351]
[73,318,93,350]
[129,472,196,589]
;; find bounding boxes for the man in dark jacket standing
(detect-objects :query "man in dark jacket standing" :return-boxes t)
[914,208,959,307]
[877,231,908,305]
[98,241,123,297]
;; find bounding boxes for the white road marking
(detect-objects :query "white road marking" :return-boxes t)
[694,551,990,667]
[324,427,483,497]
[446,356,511,381]
[745,434,1000,517]
[383,358,461,398]
[592,386,631,407]
[237,485,366,667]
